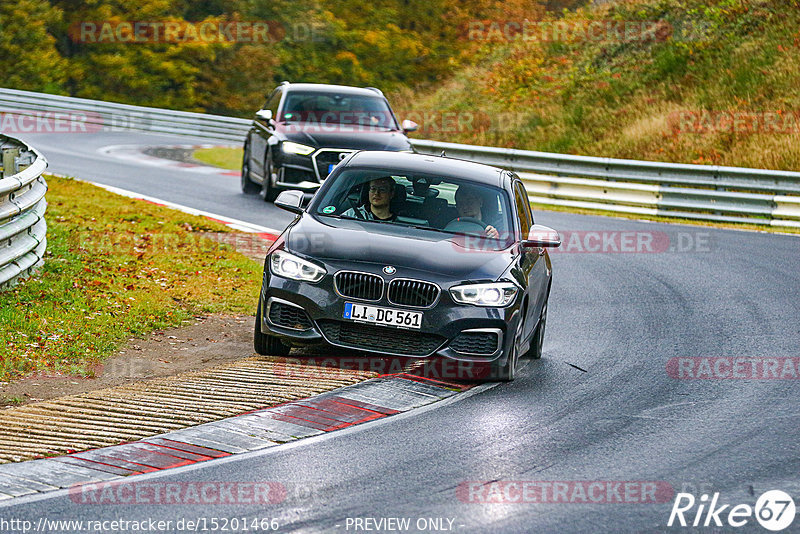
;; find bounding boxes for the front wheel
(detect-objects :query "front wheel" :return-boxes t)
[241,141,259,194]
[254,298,290,356]
[525,301,547,360]
[260,149,278,202]
[494,320,521,382]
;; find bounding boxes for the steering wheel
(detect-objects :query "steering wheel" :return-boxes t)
[443,216,488,236]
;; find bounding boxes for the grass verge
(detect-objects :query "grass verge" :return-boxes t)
[0,175,263,381]
[193,147,242,170]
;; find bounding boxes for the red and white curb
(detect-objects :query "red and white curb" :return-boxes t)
[0,375,482,502]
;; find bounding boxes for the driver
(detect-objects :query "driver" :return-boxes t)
[452,185,500,238]
[342,176,397,221]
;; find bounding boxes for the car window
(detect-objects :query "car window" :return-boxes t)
[516,178,534,224]
[279,92,397,130]
[265,89,281,117]
[513,181,532,237]
[312,168,513,242]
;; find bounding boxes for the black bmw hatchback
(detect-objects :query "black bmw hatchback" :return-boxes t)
[254,151,560,381]
[241,82,417,201]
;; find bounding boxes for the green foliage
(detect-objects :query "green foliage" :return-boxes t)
[5,0,530,116]
[401,0,800,170]
[7,0,799,171]
[0,0,68,93]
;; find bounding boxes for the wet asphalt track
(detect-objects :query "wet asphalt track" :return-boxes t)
[3,131,800,533]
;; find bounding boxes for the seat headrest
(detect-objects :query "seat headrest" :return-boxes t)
[390,183,406,212]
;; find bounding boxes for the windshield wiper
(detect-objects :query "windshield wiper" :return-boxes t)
[404,224,452,235]
[319,213,370,222]
[318,216,469,235]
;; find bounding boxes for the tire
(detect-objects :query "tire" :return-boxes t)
[260,149,278,202]
[526,301,547,360]
[494,319,521,382]
[241,141,259,194]
[254,297,290,356]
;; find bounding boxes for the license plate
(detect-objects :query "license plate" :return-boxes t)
[327,163,336,174]
[343,302,422,329]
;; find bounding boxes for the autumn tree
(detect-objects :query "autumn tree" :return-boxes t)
[0,0,68,93]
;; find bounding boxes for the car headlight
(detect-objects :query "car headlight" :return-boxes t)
[281,142,315,155]
[270,250,326,282]
[450,282,518,307]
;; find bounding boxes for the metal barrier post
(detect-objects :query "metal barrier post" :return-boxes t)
[2,147,19,178]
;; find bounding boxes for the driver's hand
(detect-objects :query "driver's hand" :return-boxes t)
[485,225,500,239]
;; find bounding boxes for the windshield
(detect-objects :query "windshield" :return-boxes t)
[312,168,514,243]
[279,92,398,130]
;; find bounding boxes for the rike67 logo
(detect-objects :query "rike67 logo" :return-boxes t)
[668,490,796,531]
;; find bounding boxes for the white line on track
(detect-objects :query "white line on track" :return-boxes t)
[49,172,283,237]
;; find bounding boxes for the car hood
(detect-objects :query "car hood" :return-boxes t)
[285,215,515,282]
[278,124,411,151]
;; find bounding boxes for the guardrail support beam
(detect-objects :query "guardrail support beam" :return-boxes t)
[2,148,20,178]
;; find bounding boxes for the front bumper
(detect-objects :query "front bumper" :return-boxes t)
[275,148,356,190]
[258,262,521,367]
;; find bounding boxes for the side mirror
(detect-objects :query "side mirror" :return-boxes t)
[521,225,561,248]
[401,119,418,133]
[255,109,274,127]
[274,190,304,214]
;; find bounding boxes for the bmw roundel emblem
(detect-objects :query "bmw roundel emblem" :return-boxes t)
[383,266,396,275]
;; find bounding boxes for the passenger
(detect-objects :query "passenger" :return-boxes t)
[451,185,500,238]
[342,176,397,221]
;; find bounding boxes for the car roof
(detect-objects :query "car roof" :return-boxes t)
[283,83,385,98]
[345,151,507,188]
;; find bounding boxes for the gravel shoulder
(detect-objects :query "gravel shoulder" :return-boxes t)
[1,314,255,407]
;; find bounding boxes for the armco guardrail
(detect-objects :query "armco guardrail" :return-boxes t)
[2,88,799,227]
[0,134,48,290]
[411,139,800,228]
[0,88,249,142]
